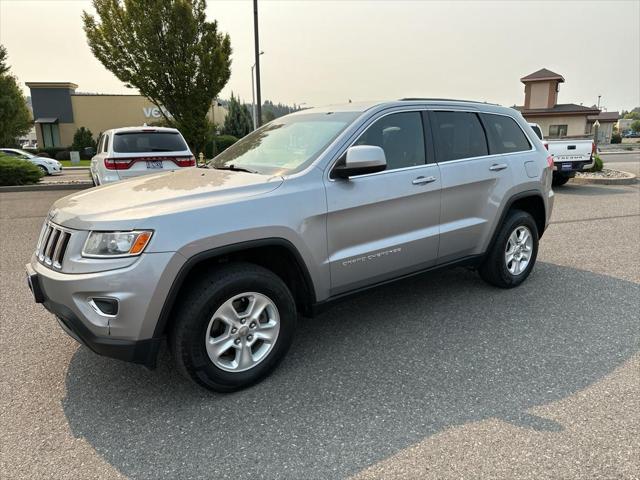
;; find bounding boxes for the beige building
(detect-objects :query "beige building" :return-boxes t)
[516,69,601,139]
[26,82,227,149]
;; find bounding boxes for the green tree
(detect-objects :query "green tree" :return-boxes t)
[630,120,640,132]
[624,111,640,120]
[71,127,97,150]
[0,44,9,75]
[0,44,32,147]
[222,93,252,138]
[82,0,232,154]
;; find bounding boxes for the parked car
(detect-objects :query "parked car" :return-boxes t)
[0,148,62,175]
[623,131,640,138]
[90,126,195,185]
[27,99,554,392]
[528,123,595,186]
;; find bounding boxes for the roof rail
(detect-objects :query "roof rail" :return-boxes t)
[399,98,500,106]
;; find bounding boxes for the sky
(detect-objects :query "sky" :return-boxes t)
[1,0,639,112]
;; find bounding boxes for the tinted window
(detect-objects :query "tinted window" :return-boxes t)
[530,125,543,140]
[113,131,188,153]
[432,111,488,162]
[482,114,531,154]
[103,135,109,153]
[354,112,425,170]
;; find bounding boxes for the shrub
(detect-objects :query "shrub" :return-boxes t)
[589,154,603,173]
[71,127,97,151]
[611,133,622,144]
[55,150,71,161]
[204,134,238,159]
[0,155,44,185]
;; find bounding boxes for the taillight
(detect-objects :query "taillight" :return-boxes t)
[104,158,135,170]
[543,141,549,150]
[591,141,596,155]
[104,156,195,170]
[546,155,554,169]
[172,156,196,167]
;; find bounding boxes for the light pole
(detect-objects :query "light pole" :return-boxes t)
[593,119,601,151]
[253,0,263,128]
[251,51,264,130]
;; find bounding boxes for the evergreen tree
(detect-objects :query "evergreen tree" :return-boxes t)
[222,93,253,138]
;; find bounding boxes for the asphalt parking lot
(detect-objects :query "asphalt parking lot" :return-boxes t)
[1,156,638,479]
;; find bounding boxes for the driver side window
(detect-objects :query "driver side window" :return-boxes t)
[354,112,426,171]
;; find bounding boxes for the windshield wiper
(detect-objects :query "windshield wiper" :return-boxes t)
[212,164,258,174]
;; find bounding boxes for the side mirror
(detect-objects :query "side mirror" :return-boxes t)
[332,145,387,179]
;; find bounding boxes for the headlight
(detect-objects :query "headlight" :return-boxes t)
[82,231,153,258]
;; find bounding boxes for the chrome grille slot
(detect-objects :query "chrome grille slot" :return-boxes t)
[37,222,71,270]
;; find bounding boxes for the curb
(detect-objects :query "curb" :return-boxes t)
[599,150,640,155]
[62,166,91,170]
[572,170,637,186]
[0,183,92,193]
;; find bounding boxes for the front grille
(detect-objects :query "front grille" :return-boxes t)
[37,222,71,270]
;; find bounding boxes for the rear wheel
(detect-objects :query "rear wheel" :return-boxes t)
[552,173,571,187]
[170,263,297,392]
[479,209,539,288]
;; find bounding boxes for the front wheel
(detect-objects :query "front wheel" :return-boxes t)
[37,165,49,176]
[479,210,539,288]
[170,263,297,392]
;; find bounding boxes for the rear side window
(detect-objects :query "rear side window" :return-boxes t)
[530,124,543,140]
[482,114,531,154]
[113,131,188,153]
[102,135,109,153]
[432,111,488,162]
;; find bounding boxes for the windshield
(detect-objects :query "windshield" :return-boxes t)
[113,131,189,153]
[210,112,360,175]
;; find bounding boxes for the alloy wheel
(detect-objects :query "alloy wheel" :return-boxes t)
[204,292,280,372]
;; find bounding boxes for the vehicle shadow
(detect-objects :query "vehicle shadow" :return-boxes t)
[61,262,639,480]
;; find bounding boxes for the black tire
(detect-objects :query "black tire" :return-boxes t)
[170,262,297,392]
[552,174,571,187]
[38,165,49,176]
[479,209,539,288]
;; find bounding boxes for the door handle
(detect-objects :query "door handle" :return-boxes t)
[412,176,437,185]
[489,163,508,171]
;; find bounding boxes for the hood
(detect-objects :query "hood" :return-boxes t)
[50,167,283,229]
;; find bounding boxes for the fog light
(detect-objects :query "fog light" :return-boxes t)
[88,297,119,316]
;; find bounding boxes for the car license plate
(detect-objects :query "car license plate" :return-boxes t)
[146,160,163,169]
[561,163,572,171]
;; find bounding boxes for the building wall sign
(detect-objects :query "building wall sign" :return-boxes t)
[143,106,171,119]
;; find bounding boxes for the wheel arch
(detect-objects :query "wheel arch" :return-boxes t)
[152,238,316,339]
[485,190,547,256]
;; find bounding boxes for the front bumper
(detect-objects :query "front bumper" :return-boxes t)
[27,250,181,367]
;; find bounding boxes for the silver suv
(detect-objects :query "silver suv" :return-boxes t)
[26,99,554,392]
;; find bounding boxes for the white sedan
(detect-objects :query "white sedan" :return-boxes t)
[0,148,62,175]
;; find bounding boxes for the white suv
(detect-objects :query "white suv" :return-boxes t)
[90,127,195,185]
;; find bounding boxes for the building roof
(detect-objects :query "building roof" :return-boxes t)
[520,68,565,83]
[516,103,600,116]
[25,82,78,90]
[587,111,621,122]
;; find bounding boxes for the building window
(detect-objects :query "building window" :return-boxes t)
[41,123,61,148]
[549,124,568,138]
